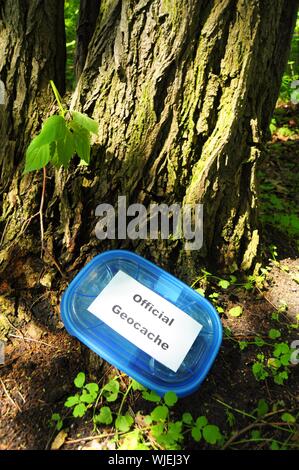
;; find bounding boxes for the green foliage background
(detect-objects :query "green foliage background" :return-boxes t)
[65,0,80,89]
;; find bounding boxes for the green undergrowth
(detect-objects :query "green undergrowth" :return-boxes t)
[260,107,299,252]
[278,12,299,103]
[50,373,224,450]
[65,0,80,90]
[49,256,299,450]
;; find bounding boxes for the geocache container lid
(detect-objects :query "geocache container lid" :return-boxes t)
[60,250,222,397]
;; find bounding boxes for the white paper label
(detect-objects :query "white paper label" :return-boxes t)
[87,270,202,372]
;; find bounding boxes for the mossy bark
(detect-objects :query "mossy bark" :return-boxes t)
[0,0,298,288]
[0,0,66,273]
[70,0,297,274]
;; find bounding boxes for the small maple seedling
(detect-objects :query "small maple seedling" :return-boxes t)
[23,81,99,258]
[24,80,99,174]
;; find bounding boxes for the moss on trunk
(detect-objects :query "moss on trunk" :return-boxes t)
[0,0,298,284]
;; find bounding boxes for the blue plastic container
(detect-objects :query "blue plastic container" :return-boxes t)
[60,250,222,397]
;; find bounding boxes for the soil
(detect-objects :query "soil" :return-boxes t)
[0,105,298,451]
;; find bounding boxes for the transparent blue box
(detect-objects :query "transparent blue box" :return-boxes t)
[60,250,222,397]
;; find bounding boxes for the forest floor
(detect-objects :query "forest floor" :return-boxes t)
[0,104,298,451]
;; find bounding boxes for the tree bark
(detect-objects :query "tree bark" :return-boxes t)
[0,0,66,159]
[0,0,297,285]
[75,0,101,80]
[0,0,66,271]
[70,0,298,274]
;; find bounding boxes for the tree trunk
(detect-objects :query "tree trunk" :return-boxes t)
[75,0,101,80]
[0,0,297,286]
[0,0,66,271]
[70,0,297,274]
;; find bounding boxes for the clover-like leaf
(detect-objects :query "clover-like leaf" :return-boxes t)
[202,424,222,445]
[164,391,178,407]
[191,426,202,442]
[228,306,243,317]
[142,390,161,403]
[102,379,120,402]
[73,403,87,418]
[182,412,193,425]
[150,405,169,422]
[64,395,80,407]
[218,279,230,289]
[195,416,208,429]
[115,414,134,433]
[74,372,85,388]
[94,406,113,425]
[268,328,281,340]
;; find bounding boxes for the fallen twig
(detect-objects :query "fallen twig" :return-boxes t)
[65,432,124,445]
[0,378,22,412]
[8,333,59,349]
[223,421,293,449]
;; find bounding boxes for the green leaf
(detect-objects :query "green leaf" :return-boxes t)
[195,287,205,296]
[50,413,63,431]
[257,399,269,417]
[191,426,202,442]
[102,379,120,402]
[273,342,290,358]
[55,127,75,168]
[73,403,87,418]
[167,421,183,442]
[239,341,248,350]
[74,372,85,388]
[251,430,261,439]
[24,140,52,173]
[150,405,169,422]
[56,420,63,431]
[202,424,222,445]
[51,413,61,422]
[267,357,281,369]
[115,414,134,433]
[274,370,288,385]
[281,412,296,424]
[64,395,80,407]
[254,336,266,347]
[218,279,230,289]
[270,440,280,450]
[94,406,113,425]
[226,410,235,427]
[70,121,91,164]
[142,390,161,403]
[72,111,99,134]
[268,329,281,340]
[151,423,164,439]
[156,432,177,449]
[271,312,280,321]
[131,380,146,391]
[164,391,178,407]
[280,353,290,366]
[118,430,141,450]
[195,416,208,429]
[85,383,99,395]
[252,363,269,381]
[182,412,193,425]
[24,115,68,173]
[80,390,96,404]
[156,423,183,448]
[39,115,67,143]
[143,415,152,425]
[228,306,243,317]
